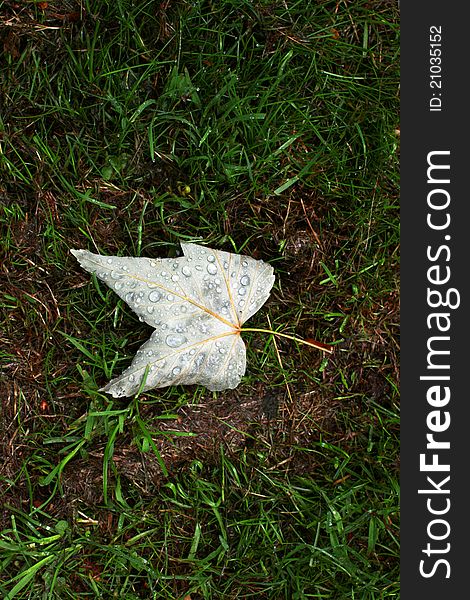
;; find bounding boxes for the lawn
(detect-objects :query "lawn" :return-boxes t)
[0,1,400,598]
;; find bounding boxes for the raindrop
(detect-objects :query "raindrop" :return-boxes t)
[110,271,121,280]
[207,263,218,275]
[189,349,196,355]
[239,299,245,308]
[167,293,174,301]
[147,306,154,314]
[242,260,248,267]
[114,282,123,290]
[172,366,181,376]
[107,258,113,264]
[149,290,162,302]
[238,287,247,296]
[166,333,187,348]
[128,374,135,382]
[195,265,203,271]
[125,292,134,303]
[207,255,215,262]
[240,275,250,286]
[182,265,192,277]
[171,274,179,282]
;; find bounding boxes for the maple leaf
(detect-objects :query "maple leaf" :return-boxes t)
[71,243,275,397]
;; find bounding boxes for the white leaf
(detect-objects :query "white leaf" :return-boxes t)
[71,243,275,397]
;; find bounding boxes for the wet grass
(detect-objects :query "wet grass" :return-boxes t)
[1,1,399,598]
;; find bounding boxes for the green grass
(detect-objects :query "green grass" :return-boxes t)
[1,0,399,598]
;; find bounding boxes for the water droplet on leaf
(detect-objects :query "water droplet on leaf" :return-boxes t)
[149,290,162,302]
[166,334,187,348]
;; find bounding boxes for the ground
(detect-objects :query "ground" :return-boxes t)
[1,1,399,598]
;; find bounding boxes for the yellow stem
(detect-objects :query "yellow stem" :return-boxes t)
[240,328,333,354]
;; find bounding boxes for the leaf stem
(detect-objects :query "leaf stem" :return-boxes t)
[240,328,333,354]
